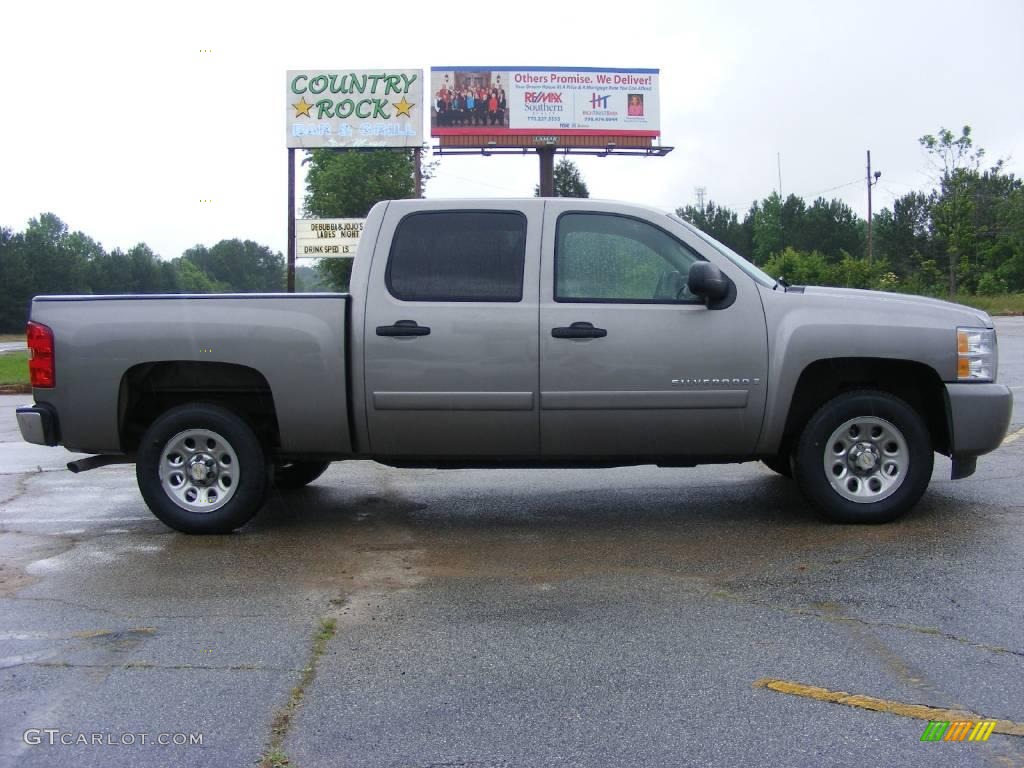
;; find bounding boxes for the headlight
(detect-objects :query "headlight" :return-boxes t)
[957,327,997,381]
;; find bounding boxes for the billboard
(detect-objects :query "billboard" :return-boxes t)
[430,67,659,138]
[287,70,423,148]
[295,219,364,258]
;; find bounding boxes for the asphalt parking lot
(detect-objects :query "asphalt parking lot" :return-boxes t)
[1,319,1023,768]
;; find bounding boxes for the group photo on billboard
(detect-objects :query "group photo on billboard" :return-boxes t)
[431,70,510,130]
[431,66,660,137]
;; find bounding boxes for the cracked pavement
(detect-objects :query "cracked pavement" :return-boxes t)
[0,318,1022,767]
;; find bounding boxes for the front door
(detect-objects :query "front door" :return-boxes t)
[538,202,769,459]
[363,200,543,458]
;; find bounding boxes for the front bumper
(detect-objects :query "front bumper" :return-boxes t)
[16,404,59,446]
[946,382,1013,458]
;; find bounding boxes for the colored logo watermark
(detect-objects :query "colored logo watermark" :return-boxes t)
[920,720,996,742]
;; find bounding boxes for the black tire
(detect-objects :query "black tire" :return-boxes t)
[136,403,269,534]
[761,455,793,478]
[274,460,331,489]
[793,390,933,523]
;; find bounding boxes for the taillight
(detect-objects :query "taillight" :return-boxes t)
[27,321,55,388]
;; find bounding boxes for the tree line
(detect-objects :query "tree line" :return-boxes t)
[0,214,303,332]
[676,126,1023,296]
[3,125,1021,332]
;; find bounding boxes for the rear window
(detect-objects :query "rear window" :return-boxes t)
[386,211,527,302]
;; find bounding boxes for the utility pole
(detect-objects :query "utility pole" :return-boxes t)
[694,186,707,213]
[777,153,784,245]
[287,148,295,293]
[866,150,881,264]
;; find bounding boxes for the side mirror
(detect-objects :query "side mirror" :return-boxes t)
[687,262,730,303]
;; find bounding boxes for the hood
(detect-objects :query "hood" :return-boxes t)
[801,286,992,328]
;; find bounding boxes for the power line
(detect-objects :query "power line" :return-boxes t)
[802,177,863,199]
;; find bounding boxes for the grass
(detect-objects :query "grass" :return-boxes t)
[952,293,1024,316]
[0,351,29,387]
[0,334,24,343]
[259,617,337,768]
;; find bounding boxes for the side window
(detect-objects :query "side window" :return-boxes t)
[555,213,701,303]
[387,211,527,302]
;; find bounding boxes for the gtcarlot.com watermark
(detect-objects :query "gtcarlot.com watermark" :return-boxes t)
[23,729,203,747]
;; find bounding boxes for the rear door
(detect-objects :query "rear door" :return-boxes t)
[363,200,542,458]
[538,200,769,458]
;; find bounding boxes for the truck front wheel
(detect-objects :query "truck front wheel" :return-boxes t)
[793,390,933,523]
[136,403,269,534]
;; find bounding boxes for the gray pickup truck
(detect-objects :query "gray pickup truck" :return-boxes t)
[17,198,1012,533]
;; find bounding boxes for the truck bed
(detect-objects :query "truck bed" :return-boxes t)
[28,293,352,456]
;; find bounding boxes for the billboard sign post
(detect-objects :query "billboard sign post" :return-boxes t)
[285,69,423,291]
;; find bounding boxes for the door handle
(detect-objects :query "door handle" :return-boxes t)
[376,320,431,337]
[551,321,607,339]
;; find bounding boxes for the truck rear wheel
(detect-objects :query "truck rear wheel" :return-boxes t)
[136,403,269,534]
[792,390,933,523]
[274,461,331,489]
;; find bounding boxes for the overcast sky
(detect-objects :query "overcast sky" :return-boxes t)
[2,0,1022,260]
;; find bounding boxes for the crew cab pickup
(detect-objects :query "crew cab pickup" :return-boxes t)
[17,198,1013,533]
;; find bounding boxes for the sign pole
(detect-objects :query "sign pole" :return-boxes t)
[538,146,555,197]
[287,148,296,293]
[413,147,423,199]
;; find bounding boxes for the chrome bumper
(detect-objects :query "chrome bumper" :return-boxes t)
[16,405,59,446]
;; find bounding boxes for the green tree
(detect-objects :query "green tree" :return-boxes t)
[304,148,421,291]
[0,228,32,331]
[873,191,935,277]
[170,258,227,292]
[972,169,1024,291]
[534,158,590,198]
[752,192,785,264]
[794,197,863,261]
[182,239,284,292]
[828,251,890,289]
[762,247,832,286]
[675,201,752,257]
[919,126,984,296]
[0,213,94,330]
[88,248,132,294]
[22,213,90,297]
[994,187,1024,289]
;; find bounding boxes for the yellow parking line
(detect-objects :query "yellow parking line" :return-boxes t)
[1002,426,1024,446]
[752,678,1024,737]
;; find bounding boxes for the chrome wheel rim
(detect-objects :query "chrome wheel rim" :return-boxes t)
[824,416,908,504]
[158,429,238,513]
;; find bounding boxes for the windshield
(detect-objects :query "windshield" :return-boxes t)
[667,214,777,288]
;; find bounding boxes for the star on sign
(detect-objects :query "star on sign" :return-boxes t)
[292,97,313,118]
[393,96,414,118]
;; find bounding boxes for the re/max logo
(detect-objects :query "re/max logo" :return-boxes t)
[524,92,562,103]
[921,720,996,742]
[589,93,611,109]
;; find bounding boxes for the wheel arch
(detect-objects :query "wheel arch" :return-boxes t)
[119,361,280,454]
[774,357,949,459]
